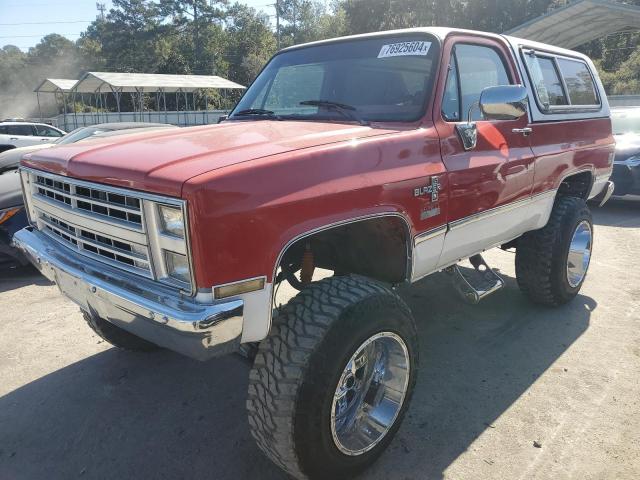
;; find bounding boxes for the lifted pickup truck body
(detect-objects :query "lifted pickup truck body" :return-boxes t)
[14,28,614,480]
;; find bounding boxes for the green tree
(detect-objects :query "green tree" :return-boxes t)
[225,3,277,85]
[158,0,228,74]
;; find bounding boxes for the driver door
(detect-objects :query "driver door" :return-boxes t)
[434,36,536,267]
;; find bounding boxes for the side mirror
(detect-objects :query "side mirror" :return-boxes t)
[217,115,228,124]
[479,85,528,121]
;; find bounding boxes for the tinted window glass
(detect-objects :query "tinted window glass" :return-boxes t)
[524,53,564,109]
[56,127,106,144]
[7,125,33,136]
[263,64,325,115]
[0,126,7,134]
[556,58,599,106]
[536,57,568,106]
[454,44,510,121]
[233,35,439,122]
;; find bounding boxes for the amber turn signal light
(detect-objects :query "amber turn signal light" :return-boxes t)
[214,277,266,299]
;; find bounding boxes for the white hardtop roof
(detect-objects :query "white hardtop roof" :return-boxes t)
[34,78,77,93]
[505,0,640,49]
[72,72,246,94]
[280,26,576,55]
[280,27,474,52]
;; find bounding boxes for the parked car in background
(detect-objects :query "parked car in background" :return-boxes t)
[0,123,177,267]
[0,169,28,267]
[611,107,640,196]
[0,123,176,173]
[0,122,66,153]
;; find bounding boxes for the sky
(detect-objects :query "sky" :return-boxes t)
[0,0,276,51]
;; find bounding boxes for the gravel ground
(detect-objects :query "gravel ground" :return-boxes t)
[1,196,639,480]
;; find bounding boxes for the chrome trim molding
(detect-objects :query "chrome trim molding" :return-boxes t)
[448,190,556,232]
[13,227,242,361]
[414,225,447,245]
[22,167,184,206]
[272,212,414,286]
[268,212,413,337]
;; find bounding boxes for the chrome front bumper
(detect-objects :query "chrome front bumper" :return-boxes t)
[13,227,243,361]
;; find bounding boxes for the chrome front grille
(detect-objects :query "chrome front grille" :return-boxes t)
[21,168,193,292]
[34,174,143,227]
[40,211,152,276]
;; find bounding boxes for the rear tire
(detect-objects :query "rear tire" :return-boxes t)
[82,311,159,352]
[515,196,593,306]
[247,275,418,479]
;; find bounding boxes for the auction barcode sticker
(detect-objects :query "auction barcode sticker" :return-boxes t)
[378,41,431,58]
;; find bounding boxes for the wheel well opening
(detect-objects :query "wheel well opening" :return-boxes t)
[277,216,410,287]
[559,171,592,199]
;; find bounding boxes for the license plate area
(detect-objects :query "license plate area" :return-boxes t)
[54,268,89,310]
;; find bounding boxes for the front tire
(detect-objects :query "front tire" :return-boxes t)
[247,275,418,479]
[515,196,593,306]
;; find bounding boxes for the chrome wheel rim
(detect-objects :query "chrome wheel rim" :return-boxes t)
[330,331,410,456]
[566,220,592,288]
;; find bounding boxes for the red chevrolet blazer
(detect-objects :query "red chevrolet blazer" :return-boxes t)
[15,27,614,480]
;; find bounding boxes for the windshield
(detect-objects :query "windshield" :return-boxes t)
[55,127,107,145]
[231,34,439,123]
[611,108,640,135]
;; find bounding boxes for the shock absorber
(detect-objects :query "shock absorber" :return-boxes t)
[300,243,315,285]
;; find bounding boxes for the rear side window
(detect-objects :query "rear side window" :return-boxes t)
[556,58,599,106]
[523,50,599,112]
[7,125,33,136]
[534,57,568,106]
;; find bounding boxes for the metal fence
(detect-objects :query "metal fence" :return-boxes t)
[51,110,230,131]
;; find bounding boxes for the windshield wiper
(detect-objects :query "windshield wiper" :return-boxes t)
[299,100,369,126]
[232,108,282,120]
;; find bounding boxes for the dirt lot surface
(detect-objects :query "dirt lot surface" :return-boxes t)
[1,197,639,480]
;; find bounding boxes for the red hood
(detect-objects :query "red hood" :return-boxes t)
[22,121,398,197]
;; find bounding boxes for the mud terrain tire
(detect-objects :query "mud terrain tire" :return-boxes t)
[247,275,418,479]
[516,196,593,306]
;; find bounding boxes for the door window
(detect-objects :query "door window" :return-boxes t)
[7,125,33,136]
[34,125,63,137]
[442,44,511,121]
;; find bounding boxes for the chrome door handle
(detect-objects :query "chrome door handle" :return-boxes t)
[512,127,532,136]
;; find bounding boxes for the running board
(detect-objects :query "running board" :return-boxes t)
[446,254,504,304]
